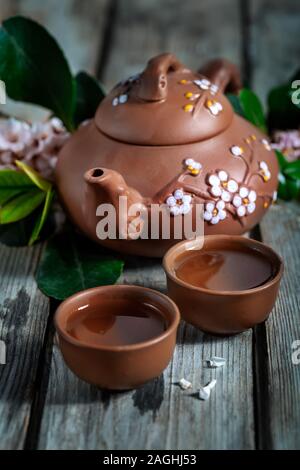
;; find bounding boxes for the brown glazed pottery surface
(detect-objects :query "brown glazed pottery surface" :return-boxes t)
[54,285,180,390]
[56,53,279,257]
[163,235,283,335]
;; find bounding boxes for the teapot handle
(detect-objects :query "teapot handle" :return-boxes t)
[136,53,188,102]
[198,59,242,94]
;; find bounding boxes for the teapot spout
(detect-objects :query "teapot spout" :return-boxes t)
[84,168,147,240]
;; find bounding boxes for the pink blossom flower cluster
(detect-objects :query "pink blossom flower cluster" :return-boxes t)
[0,117,70,180]
[272,129,300,161]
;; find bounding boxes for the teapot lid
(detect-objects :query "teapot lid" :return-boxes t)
[95,53,235,146]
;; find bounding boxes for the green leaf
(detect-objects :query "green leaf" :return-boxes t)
[0,16,75,130]
[268,84,292,113]
[276,151,300,200]
[73,71,105,127]
[15,160,51,192]
[0,168,34,187]
[226,93,245,117]
[284,160,300,179]
[0,205,56,247]
[0,212,38,246]
[275,150,289,171]
[29,189,54,245]
[0,187,27,205]
[0,188,45,224]
[277,171,300,201]
[277,172,290,200]
[0,169,34,205]
[239,88,267,132]
[36,229,124,300]
[286,177,300,200]
[0,166,54,244]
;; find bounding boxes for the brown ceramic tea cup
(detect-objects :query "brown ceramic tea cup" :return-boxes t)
[163,235,283,335]
[54,285,180,390]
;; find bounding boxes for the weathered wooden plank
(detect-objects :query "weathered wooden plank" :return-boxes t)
[102,0,242,89]
[38,260,254,450]
[259,202,300,449]
[0,244,49,449]
[251,0,300,101]
[0,0,111,449]
[250,0,300,449]
[37,0,255,450]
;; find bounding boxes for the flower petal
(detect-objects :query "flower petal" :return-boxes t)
[260,161,268,171]
[210,84,219,94]
[182,194,192,204]
[201,79,211,87]
[166,196,176,207]
[230,145,243,156]
[211,216,220,225]
[119,94,128,104]
[237,205,246,217]
[206,202,215,213]
[170,206,181,216]
[248,190,257,202]
[221,190,231,202]
[194,78,210,90]
[194,162,202,170]
[227,179,238,193]
[204,211,213,221]
[185,158,194,166]
[218,210,226,220]
[265,170,271,180]
[239,187,249,198]
[211,186,222,197]
[262,139,271,151]
[209,103,222,115]
[247,202,256,214]
[233,195,242,207]
[216,200,225,210]
[181,203,191,215]
[218,170,228,181]
[51,117,64,132]
[208,174,220,187]
[174,189,184,200]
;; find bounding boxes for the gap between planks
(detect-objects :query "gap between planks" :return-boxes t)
[33,0,255,451]
[21,0,119,449]
[249,225,273,450]
[18,0,300,450]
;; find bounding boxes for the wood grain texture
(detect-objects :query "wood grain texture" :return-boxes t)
[38,260,254,450]
[250,1,300,447]
[1,0,300,451]
[250,0,300,101]
[0,244,49,449]
[0,0,111,449]
[35,0,256,450]
[102,0,242,89]
[259,202,300,449]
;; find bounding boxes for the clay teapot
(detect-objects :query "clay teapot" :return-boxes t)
[56,53,278,257]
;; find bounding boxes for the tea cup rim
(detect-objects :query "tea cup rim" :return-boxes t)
[163,235,284,296]
[54,284,180,352]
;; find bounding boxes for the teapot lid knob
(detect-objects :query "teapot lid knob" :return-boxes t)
[135,53,189,102]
